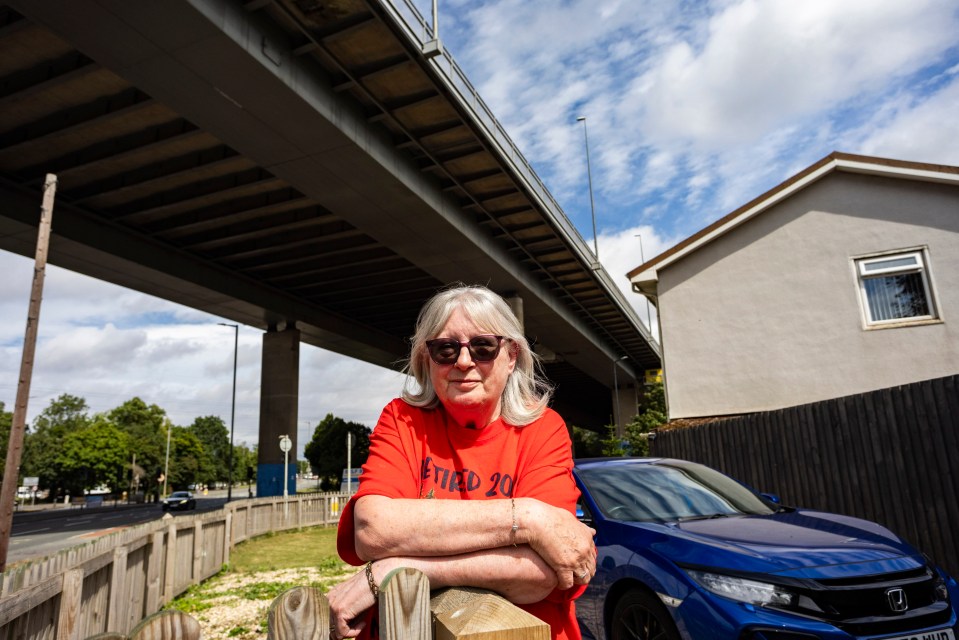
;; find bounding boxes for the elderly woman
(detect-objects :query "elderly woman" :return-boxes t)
[329,284,595,640]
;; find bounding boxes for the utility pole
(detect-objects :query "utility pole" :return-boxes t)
[0,174,57,572]
[218,323,238,501]
[163,424,171,498]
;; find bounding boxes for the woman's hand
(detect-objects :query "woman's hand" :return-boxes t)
[516,499,596,590]
[327,559,393,639]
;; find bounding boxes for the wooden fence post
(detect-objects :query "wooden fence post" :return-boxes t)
[145,530,163,614]
[127,609,201,640]
[378,568,430,640]
[191,521,203,584]
[56,568,83,640]
[162,521,176,604]
[267,585,328,640]
[224,510,233,566]
[107,545,129,634]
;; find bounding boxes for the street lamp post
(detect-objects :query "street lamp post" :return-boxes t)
[163,423,171,498]
[576,116,599,260]
[613,355,629,437]
[218,323,238,501]
[635,234,654,333]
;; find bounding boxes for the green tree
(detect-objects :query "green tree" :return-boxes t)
[624,381,667,456]
[167,427,208,491]
[304,413,371,490]
[22,394,91,498]
[0,401,11,480]
[229,442,257,496]
[56,418,130,494]
[233,442,257,484]
[107,398,170,500]
[571,425,603,459]
[188,415,228,485]
[600,423,627,457]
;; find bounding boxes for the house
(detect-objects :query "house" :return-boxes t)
[628,152,959,420]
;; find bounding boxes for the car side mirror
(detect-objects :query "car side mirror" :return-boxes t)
[576,504,594,526]
[760,492,781,504]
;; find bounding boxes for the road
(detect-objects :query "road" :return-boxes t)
[6,479,324,567]
[7,494,231,567]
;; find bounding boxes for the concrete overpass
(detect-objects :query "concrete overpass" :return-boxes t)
[0,0,660,494]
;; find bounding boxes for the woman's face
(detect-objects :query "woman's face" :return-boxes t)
[428,306,516,428]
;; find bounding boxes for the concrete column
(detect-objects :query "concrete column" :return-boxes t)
[504,294,524,330]
[613,384,636,438]
[257,326,300,498]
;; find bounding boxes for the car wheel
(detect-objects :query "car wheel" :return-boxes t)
[610,588,681,640]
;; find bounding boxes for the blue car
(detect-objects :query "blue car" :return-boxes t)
[573,458,959,640]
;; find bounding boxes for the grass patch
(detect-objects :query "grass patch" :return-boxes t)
[229,526,341,573]
[165,524,352,631]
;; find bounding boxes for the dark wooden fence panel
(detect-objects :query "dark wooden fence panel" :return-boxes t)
[651,374,959,577]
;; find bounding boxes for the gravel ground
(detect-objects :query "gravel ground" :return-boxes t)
[175,566,356,639]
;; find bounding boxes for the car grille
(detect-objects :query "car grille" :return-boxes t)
[777,565,952,636]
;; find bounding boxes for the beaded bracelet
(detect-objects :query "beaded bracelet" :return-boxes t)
[365,561,379,599]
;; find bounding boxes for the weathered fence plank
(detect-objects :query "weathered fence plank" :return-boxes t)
[107,546,128,634]
[57,568,84,640]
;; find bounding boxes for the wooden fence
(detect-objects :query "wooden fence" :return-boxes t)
[89,571,547,640]
[0,493,348,639]
[650,374,959,577]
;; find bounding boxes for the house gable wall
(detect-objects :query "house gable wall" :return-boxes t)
[659,171,959,419]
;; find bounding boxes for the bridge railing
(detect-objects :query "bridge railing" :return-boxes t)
[374,0,656,343]
[0,493,347,639]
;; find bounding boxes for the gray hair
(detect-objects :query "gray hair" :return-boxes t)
[401,284,553,425]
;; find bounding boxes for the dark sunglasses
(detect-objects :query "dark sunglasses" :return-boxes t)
[425,335,505,365]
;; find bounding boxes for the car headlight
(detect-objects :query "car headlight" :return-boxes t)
[687,570,796,607]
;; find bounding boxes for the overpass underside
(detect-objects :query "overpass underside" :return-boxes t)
[0,0,659,491]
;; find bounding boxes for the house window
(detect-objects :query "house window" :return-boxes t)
[856,250,937,326]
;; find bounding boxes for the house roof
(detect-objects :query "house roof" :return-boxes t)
[627,152,959,297]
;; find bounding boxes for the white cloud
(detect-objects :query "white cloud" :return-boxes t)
[430,0,959,242]
[3,0,957,455]
[634,0,959,148]
[855,70,959,164]
[596,225,677,342]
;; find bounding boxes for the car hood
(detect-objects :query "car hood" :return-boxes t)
[644,509,924,578]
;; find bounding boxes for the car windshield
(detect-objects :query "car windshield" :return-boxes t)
[170,492,190,498]
[577,460,776,523]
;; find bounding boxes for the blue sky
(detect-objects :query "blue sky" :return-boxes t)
[2,0,958,455]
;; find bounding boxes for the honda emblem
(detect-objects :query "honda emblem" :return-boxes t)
[886,587,908,613]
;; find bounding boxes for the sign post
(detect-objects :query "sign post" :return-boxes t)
[346,432,352,495]
[279,435,291,516]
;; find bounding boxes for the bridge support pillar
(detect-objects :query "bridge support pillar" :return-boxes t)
[503,294,524,330]
[257,325,300,498]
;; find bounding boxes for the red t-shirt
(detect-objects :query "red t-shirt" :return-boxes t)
[337,398,583,640]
